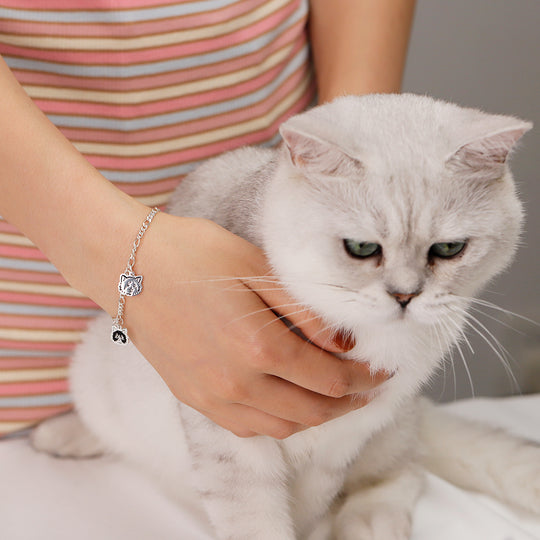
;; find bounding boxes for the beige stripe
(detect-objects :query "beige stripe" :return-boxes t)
[0,280,86,298]
[0,328,82,343]
[0,421,33,431]
[24,43,293,105]
[0,367,68,383]
[0,232,35,247]
[134,192,173,207]
[0,0,288,51]
[75,73,310,157]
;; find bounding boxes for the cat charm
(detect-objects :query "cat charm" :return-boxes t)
[118,273,143,296]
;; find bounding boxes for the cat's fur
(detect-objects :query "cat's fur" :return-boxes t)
[32,94,539,539]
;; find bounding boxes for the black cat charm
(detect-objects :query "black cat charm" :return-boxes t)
[111,325,128,345]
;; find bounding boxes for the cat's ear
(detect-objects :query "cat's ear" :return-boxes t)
[447,119,532,181]
[280,125,363,178]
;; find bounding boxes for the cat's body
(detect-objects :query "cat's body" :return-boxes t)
[33,94,539,539]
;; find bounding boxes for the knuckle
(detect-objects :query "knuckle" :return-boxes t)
[304,406,333,428]
[219,377,250,404]
[326,371,352,398]
[232,428,256,438]
[269,422,298,440]
[247,340,280,372]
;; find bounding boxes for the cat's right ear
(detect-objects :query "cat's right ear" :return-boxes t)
[446,118,532,182]
[280,125,363,179]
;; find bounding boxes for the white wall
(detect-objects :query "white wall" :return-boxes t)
[402,0,540,400]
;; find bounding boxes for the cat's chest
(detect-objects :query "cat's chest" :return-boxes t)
[281,393,399,472]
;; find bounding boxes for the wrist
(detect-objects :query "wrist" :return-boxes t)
[50,175,152,317]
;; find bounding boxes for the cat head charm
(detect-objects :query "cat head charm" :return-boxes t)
[111,325,129,345]
[118,274,143,296]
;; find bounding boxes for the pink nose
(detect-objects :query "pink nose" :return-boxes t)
[390,291,419,308]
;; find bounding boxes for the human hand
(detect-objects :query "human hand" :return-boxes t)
[122,212,388,439]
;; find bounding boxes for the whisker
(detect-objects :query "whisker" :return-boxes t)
[433,321,456,401]
[223,301,305,328]
[451,294,539,327]
[443,305,475,355]
[461,316,521,394]
[250,307,316,337]
[468,306,527,336]
[440,316,475,397]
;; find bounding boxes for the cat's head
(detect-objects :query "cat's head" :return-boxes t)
[262,94,530,355]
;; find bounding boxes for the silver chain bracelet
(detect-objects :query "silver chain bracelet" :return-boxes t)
[111,207,160,345]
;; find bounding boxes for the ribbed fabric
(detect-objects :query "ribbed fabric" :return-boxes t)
[0,0,315,436]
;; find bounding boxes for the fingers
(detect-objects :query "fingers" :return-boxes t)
[200,375,372,439]
[229,282,389,400]
[236,374,371,426]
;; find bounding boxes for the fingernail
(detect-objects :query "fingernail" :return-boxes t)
[333,330,356,352]
[377,370,396,382]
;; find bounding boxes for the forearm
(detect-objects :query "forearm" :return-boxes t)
[0,56,149,315]
[309,0,416,102]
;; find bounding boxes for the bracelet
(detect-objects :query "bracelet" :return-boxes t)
[111,207,160,345]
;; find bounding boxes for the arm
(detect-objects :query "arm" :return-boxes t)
[309,0,416,102]
[0,56,387,438]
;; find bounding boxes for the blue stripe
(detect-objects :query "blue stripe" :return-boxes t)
[0,394,72,408]
[0,349,71,358]
[0,302,101,318]
[101,160,201,183]
[0,0,244,24]
[0,256,58,273]
[2,4,306,78]
[2,428,32,439]
[47,45,309,133]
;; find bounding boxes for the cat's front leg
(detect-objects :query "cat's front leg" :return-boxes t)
[180,405,295,540]
[334,464,424,540]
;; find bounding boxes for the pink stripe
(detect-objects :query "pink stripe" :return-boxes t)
[85,74,314,170]
[0,245,48,261]
[1,0,268,37]
[0,221,21,234]
[0,339,75,351]
[0,379,68,396]
[0,0,207,8]
[0,269,65,285]
[14,21,303,95]
[0,405,72,421]
[0,357,70,369]
[0,4,298,65]
[0,291,97,308]
[0,315,89,330]
[117,177,181,196]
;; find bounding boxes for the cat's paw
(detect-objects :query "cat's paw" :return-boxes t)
[335,506,412,540]
[30,412,106,458]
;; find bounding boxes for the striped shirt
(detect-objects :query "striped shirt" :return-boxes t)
[0,0,316,436]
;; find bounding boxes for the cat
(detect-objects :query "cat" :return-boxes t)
[32,94,539,540]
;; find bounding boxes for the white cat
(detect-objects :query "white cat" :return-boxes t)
[32,94,539,540]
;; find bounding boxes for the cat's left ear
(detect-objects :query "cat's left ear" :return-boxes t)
[447,117,532,181]
[280,124,363,179]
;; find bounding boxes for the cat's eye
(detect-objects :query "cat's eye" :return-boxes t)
[343,239,381,259]
[429,241,467,259]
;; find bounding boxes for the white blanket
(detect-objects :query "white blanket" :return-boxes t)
[2,395,540,540]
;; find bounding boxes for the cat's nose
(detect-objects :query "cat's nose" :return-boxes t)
[389,291,420,308]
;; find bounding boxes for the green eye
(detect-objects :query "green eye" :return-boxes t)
[343,239,381,259]
[429,241,467,259]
